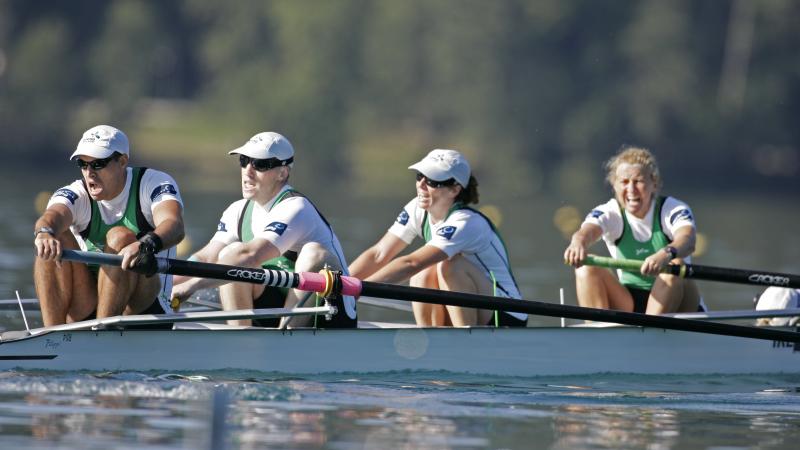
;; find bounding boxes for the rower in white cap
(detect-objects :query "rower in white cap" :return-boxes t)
[33,124,185,326]
[171,131,357,328]
[350,149,527,327]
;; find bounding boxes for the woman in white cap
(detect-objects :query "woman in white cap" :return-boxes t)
[171,131,357,328]
[350,149,527,327]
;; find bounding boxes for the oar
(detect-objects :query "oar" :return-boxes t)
[60,250,800,343]
[584,254,800,289]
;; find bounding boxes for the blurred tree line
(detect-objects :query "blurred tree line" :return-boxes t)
[0,0,798,197]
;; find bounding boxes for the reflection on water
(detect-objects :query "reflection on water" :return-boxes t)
[0,371,799,449]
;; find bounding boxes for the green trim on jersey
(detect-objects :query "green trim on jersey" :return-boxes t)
[238,189,298,275]
[615,196,670,290]
[83,167,148,253]
[420,202,521,320]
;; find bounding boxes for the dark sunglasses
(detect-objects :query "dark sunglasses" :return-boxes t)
[76,154,119,171]
[416,172,456,188]
[239,155,293,172]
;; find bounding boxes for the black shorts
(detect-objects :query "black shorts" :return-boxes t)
[252,287,357,329]
[252,286,287,328]
[484,311,528,327]
[626,287,708,313]
[628,287,651,313]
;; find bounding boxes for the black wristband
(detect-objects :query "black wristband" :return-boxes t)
[664,245,678,259]
[139,232,163,254]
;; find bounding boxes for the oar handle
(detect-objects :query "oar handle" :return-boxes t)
[585,254,650,273]
[583,254,800,289]
[61,250,124,267]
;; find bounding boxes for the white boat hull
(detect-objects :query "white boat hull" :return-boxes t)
[1,326,798,376]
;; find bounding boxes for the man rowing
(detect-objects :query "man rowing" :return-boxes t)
[563,145,702,314]
[349,149,527,327]
[170,132,357,328]
[33,125,185,326]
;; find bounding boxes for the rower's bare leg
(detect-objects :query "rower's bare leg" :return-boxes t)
[216,243,255,325]
[34,230,97,326]
[436,254,495,327]
[575,266,634,312]
[282,243,343,328]
[97,226,160,318]
[219,281,256,326]
[647,275,700,314]
[410,267,447,326]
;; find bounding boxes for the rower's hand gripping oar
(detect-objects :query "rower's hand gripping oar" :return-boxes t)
[60,249,800,343]
[583,254,800,289]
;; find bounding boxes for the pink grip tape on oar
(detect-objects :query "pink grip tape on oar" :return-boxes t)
[296,272,363,297]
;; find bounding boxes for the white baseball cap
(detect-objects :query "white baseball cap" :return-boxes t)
[228,132,294,163]
[70,125,129,160]
[408,149,471,188]
[755,287,800,326]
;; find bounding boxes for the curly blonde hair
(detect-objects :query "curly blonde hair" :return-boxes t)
[604,145,662,190]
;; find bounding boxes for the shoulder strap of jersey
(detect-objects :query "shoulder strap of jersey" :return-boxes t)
[613,195,667,246]
[238,199,254,242]
[274,188,332,228]
[133,167,153,238]
[79,167,149,239]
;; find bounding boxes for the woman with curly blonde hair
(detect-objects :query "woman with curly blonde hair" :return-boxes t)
[563,145,702,314]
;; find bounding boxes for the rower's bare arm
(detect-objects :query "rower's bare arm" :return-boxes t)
[668,225,696,259]
[564,223,603,267]
[150,199,186,249]
[33,204,74,261]
[641,225,697,276]
[349,232,408,279]
[366,245,448,285]
[120,199,185,270]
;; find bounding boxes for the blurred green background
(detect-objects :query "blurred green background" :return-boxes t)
[1,0,798,317]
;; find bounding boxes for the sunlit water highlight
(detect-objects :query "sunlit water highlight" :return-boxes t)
[0,371,798,449]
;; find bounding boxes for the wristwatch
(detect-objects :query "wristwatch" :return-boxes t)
[664,245,678,259]
[34,226,55,238]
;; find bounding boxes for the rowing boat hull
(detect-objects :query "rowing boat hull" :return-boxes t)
[1,326,798,376]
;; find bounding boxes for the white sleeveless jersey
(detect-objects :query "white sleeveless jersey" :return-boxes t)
[47,167,183,313]
[211,185,356,320]
[582,196,696,262]
[388,198,526,321]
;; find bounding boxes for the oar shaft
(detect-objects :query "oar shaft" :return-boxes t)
[360,281,800,343]
[585,254,800,289]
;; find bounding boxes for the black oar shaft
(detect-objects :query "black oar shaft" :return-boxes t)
[675,263,800,289]
[587,255,800,289]
[361,281,800,343]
